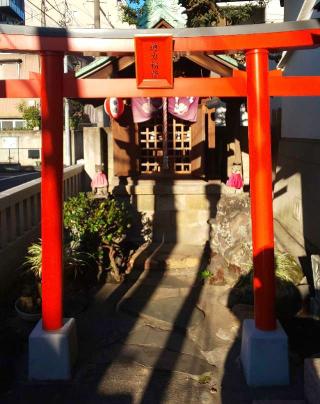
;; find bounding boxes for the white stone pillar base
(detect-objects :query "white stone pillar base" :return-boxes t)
[241,319,289,386]
[29,318,77,380]
[305,357,320,404]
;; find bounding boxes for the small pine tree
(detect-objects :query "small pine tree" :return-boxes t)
[120,0,268,28]
[120,0,144,25]
[180,0,220,27]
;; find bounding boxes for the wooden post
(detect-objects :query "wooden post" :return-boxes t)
[246,49,276,331]
[40,52,64,331]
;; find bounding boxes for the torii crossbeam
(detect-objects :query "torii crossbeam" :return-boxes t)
[1,20,320,384]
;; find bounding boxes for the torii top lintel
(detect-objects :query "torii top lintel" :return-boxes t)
[1,20,320,54]
[2,20,320,99]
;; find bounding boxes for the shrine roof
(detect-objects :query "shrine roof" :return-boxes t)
[75,53,241,79]
[75,56,110,77]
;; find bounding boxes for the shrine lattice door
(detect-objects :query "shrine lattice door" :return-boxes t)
[139,117,192,175]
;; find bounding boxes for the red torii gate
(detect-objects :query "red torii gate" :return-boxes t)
[1,20,320,383]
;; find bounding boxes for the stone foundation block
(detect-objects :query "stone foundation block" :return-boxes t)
[241,319,289,386]
[304,357,320,404]
[252,401,305,403]
[29,318,77,380]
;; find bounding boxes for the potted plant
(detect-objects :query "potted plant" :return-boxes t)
[15,242,42,321]
[14,293,42,322]
[15,239,93,321]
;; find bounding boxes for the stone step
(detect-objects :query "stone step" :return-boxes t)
[132,242,210,273]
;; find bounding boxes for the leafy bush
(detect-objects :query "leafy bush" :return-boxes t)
[18,102,41,129]
[237,251,304,288]
[69,100,89,129]
[64,193,131,281]
[21,239,93,314]
[24,193,132,292]
[229,251,304,319]
[24,241,42,280]
[273,251,304,285]
[222,4,260,26]
[24,239,93,282]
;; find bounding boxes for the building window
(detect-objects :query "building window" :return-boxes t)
[1,120,13,130]
[0,119,26,130]
[28,149,40,159]
[14,120,25,129]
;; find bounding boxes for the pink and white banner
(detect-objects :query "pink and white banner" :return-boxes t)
[168,97,199,122]
[132,97,199,123]
[131,98,163,123]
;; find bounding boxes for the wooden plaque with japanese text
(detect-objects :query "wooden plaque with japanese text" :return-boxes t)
[135,35,173,89]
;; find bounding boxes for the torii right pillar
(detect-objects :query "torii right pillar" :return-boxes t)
[240,49,289,386]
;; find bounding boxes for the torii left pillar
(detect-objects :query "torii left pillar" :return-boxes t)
[29,52,77,381]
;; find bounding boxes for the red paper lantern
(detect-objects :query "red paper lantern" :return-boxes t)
[104,97,124,119]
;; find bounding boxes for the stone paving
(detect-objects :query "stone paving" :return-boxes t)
[0,243,306,404]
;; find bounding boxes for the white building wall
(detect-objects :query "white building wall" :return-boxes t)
[0,131,41,166]
[281,1,320,139]
[25,0,131,28]
[273,0,320,253]
[265,0,284,23]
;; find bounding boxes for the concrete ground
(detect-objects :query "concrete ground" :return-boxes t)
[0,244,305,404]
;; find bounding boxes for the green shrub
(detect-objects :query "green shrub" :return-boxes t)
[24,241,42,280]
[274,251,304,285]
[24,194,132,286]
[24,239,93,282]
[18,102,41,129]
[230,251,304,319]
[237,251,304,288]
[64,193,131,281]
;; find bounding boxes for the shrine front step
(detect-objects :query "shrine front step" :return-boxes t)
[131,242,210,279]
[113,178,222,245]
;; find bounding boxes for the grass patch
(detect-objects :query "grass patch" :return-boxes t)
[198,372,212,384]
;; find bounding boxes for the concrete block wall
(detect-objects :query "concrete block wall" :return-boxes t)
[0,131,41,166]
[273,138,320,253]
[0,129,83,167]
